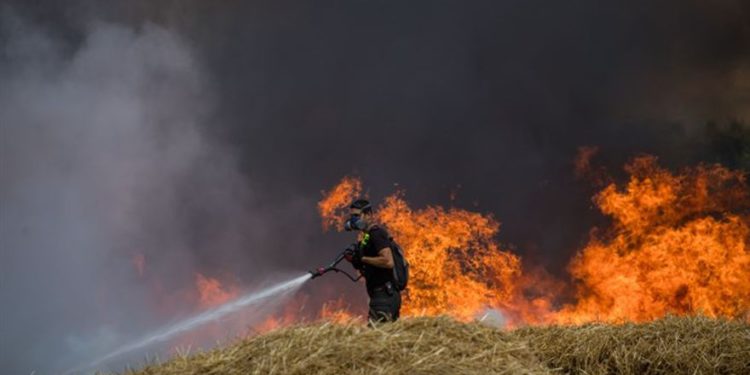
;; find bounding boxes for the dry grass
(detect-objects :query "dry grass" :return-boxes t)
[511,316,750,374]
[126,316,749,375]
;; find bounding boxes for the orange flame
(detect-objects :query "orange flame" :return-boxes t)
[253,297,312,333]
[318,176,362,231]
[161,154,749,341]
[317,182,553,324]
[194,273,239,309]
[320,298,360,324]
[556,156,750,323]
[377,193,528,321]
[254,315,290,334]
[316,156,750,325]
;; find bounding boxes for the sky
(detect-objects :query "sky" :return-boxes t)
[1,1,748,373]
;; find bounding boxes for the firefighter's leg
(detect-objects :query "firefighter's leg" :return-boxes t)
[368,289,401,324]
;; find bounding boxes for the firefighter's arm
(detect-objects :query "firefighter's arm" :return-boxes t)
[361,248,394,269]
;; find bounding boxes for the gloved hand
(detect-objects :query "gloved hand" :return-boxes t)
[344,243,363,269]
[344,243,357,262]
[351,247,363,266]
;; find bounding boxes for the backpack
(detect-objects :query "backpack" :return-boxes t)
[389,238,410,291]
[365,225,409,291]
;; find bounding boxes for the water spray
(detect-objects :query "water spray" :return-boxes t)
[70,249,360,374]
[69,274,311,374]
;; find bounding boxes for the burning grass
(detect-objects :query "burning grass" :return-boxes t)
[125,316,748,375]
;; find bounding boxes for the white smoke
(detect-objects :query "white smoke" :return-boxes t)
[0,12,270,374]
[476,308,508,328]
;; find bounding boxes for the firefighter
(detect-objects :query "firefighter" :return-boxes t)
[343,199,402,323]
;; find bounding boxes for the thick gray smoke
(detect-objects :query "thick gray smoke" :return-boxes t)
[2,1,749,373]
[0,13,309,374]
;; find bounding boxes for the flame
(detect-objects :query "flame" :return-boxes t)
[377,194,528,321]
[254,297,311,333]
[318,176,362,231]
[143,155,749,347]
[316,157,750,325]
[194,273,239,308]
[556,156,750,323]
[254,315,289,334]
[320,298,360,324]
[318,179,551,324]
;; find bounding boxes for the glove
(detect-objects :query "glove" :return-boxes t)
[344,243,363,269]
[352,248,362,269]
[344,243,357,263]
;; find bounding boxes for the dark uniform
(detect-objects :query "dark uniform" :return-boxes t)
[359,226,401,322]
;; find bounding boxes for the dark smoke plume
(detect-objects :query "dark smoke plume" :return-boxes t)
[1,1,749,373]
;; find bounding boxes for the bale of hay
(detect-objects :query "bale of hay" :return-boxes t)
[129,317,548,375]
[511,315,750,374]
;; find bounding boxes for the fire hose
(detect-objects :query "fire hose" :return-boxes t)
[309,248,362,282]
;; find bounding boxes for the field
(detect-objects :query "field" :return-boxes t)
[126,316,749,375]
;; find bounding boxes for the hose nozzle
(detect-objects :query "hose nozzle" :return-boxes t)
[308,249,362,282]
[309,267,328,279]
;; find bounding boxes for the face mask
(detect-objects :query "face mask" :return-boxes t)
[344,214,366,231]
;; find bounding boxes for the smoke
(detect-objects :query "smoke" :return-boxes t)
[75,274,311,374]
[178,0,750,270]
[477,309,507,329]
[2,1,749,373]
[0,11,297,374]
